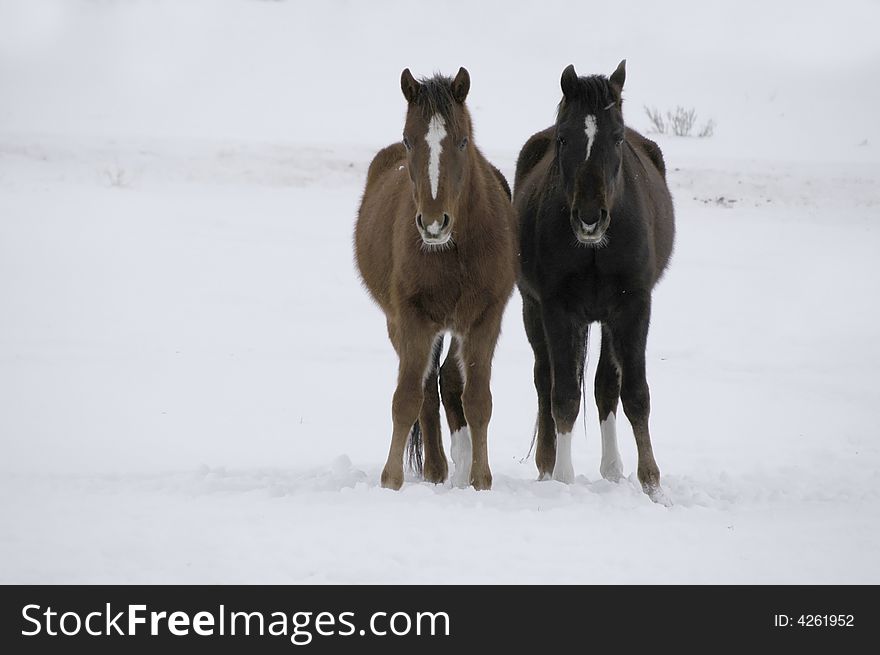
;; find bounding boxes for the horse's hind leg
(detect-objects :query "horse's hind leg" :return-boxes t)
[595,324,624,482]
[420,337,448,484]
[381,319,439,490]
[440,336,470,487]
[522,296,555,480]
[610,296,668,504]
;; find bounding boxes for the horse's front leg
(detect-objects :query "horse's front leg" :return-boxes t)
[459,305,505,490]
[609,294,668,504]
[542,302,588,484]
[381,315,439,490]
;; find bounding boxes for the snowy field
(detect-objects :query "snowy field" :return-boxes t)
[2,0,879,583]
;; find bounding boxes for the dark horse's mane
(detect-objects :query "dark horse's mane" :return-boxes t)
[413,74,464,131]
[556,74,619,115]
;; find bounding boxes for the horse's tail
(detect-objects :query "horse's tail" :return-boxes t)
[405,336,445,476]
[521,416,538,464]
[580,323,591,438]
[406,421,424,476]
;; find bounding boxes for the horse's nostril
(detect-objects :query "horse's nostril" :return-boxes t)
[574,211,593,226]
[416,214,424,229]
[442,214,450,229]
[599,208,609,222]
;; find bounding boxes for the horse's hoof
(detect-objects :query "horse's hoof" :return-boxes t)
[451,465,471,488]
[423,460,448,485]
[644,484,672,507]
[638,464,660,489]
[600,459,624,482]
[552,464,574,484]
[380,468,404,490]
[471,471,492,491]
[639,464,671,505]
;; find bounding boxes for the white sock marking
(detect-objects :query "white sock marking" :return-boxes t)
[425,114,446,199]
[552,431,574,483]
[450,427,472,488]
[584,114,597,161]
[599,413,624,482]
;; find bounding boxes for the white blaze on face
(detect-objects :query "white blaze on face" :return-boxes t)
[584,114,598,161]
[425,114,446,199]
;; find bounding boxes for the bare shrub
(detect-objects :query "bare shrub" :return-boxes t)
[698,119,716,138]
[644,106,666,134]
[667,106,697,136]
[103,164,129,188]
[643,105,715,138]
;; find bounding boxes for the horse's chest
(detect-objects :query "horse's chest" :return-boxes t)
[399,265,464,322]
[563,265,629,320]
[410,286,460,323]
[401,259,500,329]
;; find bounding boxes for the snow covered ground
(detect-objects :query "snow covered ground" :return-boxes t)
[1,0,879,583]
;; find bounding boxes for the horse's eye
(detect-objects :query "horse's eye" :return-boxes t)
[403,137,411,150]
[459,137,469,151]
[557,136,566,147]
[616,138,624,147]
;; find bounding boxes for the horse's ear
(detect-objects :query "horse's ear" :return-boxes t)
[610,59,626,92]
[561,64,579,98]
[401,68,421,104]
[452,67,470,103]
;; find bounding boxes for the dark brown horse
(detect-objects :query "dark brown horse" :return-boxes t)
[355,68,517,490]
[514,61,675,503]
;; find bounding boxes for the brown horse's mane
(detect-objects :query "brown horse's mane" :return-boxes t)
[411,74,466,133]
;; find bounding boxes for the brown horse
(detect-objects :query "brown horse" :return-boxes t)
[355,68,517,490]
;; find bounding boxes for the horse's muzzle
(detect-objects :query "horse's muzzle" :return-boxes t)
[416,212,453,246]
[572,208,610,245]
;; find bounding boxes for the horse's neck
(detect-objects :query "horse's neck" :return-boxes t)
[622,138,649,189]
[611,163,627,205]
[455,152,487,223]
